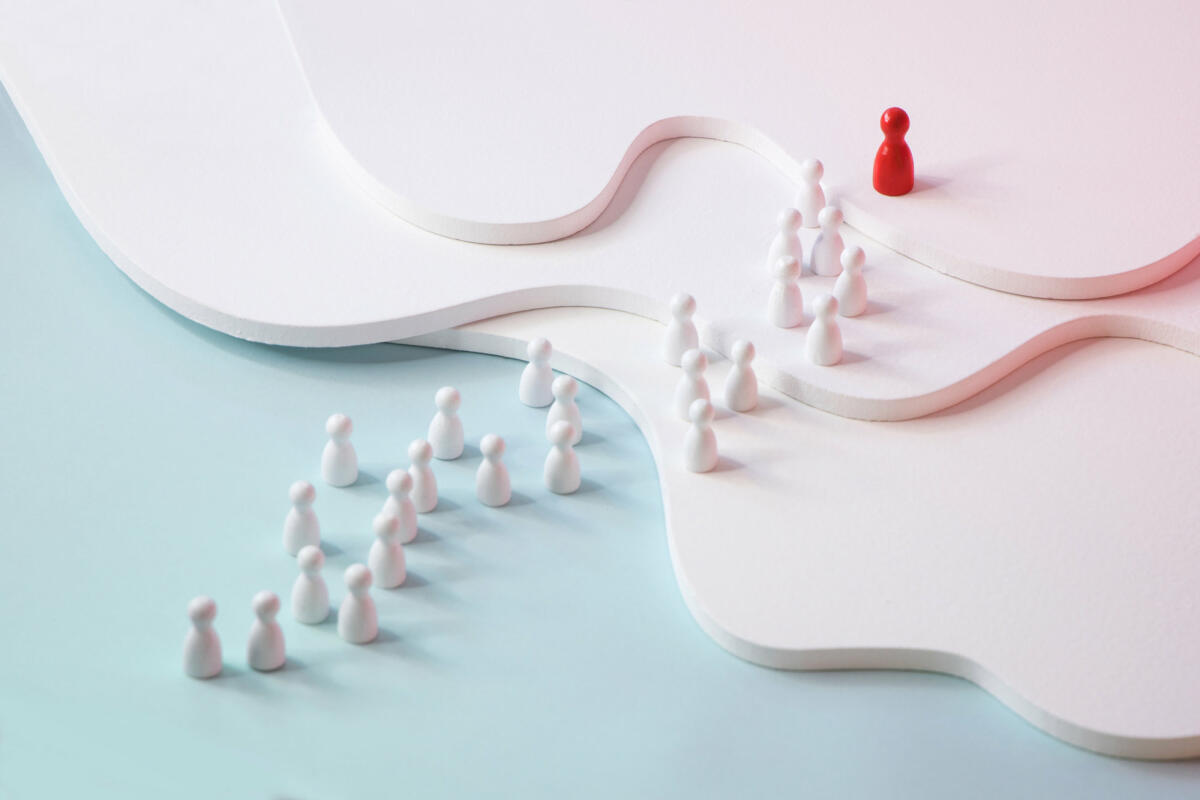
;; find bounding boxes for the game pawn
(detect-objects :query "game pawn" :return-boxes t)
[476,433,512,507]
[368,512,407,589]
[873,107,914,196]
[795,158,825,229]
[673,348,711,421]
[544,420,581,495]
[428,386,464,460]
[661,292,699,366]
[407,438,438,513]
[811,207,845,277]
[519,337,555,407]
[766,208,803,276]
[833,246,868,317]
[292,545,330,624]
[723,340,758,413]
[338,564,379,645]
[806,294,844,366]
[282,479,320,556]
[545,375,582,445]
[321,413,358,487]
[182,595,222,679]
[683,399,719,473]
[767,255,804,328]
[382,468,418,544]
[246,591,286,672]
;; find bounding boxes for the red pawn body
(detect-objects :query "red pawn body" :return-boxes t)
[873,107,914,196]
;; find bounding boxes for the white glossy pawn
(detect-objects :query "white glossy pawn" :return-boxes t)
[811,206,846,277]
[519,337,554,407]
[807,294,844,366]
[428,386,464,460]
[723,340,758,413]
[765,208,803,276]
[338,564,378,645]
[684,399,719,473]
[767,255,804,329]
[368,512,407,589]
[476,433,512,507]
[382,468,418,544]
[182,595,222,679]
[291,545,330,624]
[833,245,868,317]
[321,413,358,487]
[544,420,581,495]
[246,591,285,672]
[661,292,699,366]
[282,480,320,556]
[673,348,711,421]
[545,374,582,445]
[795,158,826,229]
[407,438,438,513]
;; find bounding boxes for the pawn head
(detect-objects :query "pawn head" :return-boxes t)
[773,255,800,281]
[799,158,824,183]
[288,479,315,507]
[689,398,715,425]
[841,245,866,272]
[777,207,802,232]
[817,206,843,229]
[549,420,576,447]
[731,339,755,366]
[297,544,324,574]
[881,107,909,136]
[187,595,217,627]
[345,563,372,593]
[669,292,696,320]
[252,590,280,620]
[680,348,708,376]
[813,293,839,318]
[552,374,578,401]
[326,413,352,440]
[480,433,505,460]
[408,438,433,464]
[435,386,461,413]
[526,336,552,363]
[373,511,401,539]
[386,468,413,497]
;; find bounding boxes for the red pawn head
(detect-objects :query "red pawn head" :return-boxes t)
[873,106,914,196]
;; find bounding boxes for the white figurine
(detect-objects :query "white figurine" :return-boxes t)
[182,595,222,679]
[673,348,711,421]
[811,206,845,277]
[833,245,868,317]
[368,512,407,589]
[427,386,464,460]
[321,413,358,487]
[382,468,418,544]
[766,207,804,276]
[338,564,378,645]
[545,375,582,445]
[767,255,804,328]
[806,294,844,366]
[544,420,581,495]
[291,545,330,624]
[661,292,699,366]
[246,591,285,672]
[407,438,438,513]
[519,337,554,407]
[476,433,512,507]
[723,340,758,413]
[684,399,719,473]
[282,479,320,556]
[795,158,825,229]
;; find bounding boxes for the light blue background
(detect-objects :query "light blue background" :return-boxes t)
[0,88,1197,798]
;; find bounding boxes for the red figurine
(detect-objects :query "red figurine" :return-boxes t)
[873,107,914,196]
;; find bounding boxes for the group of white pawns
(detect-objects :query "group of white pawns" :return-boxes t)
[182,346,590,679]
[667,159,869,473]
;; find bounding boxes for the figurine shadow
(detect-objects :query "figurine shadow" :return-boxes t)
[860,299,896,317]
[910,175,949,193]
[505,490,535,507]
[429,497,461,513]
[838,350,868,365]
[573,477,604,495]
[710,455,744,473]
[319,540,344,558]
[576,430,606,447]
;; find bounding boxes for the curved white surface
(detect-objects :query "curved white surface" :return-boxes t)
[409,307,1200,759]
[278,0,1200,299]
